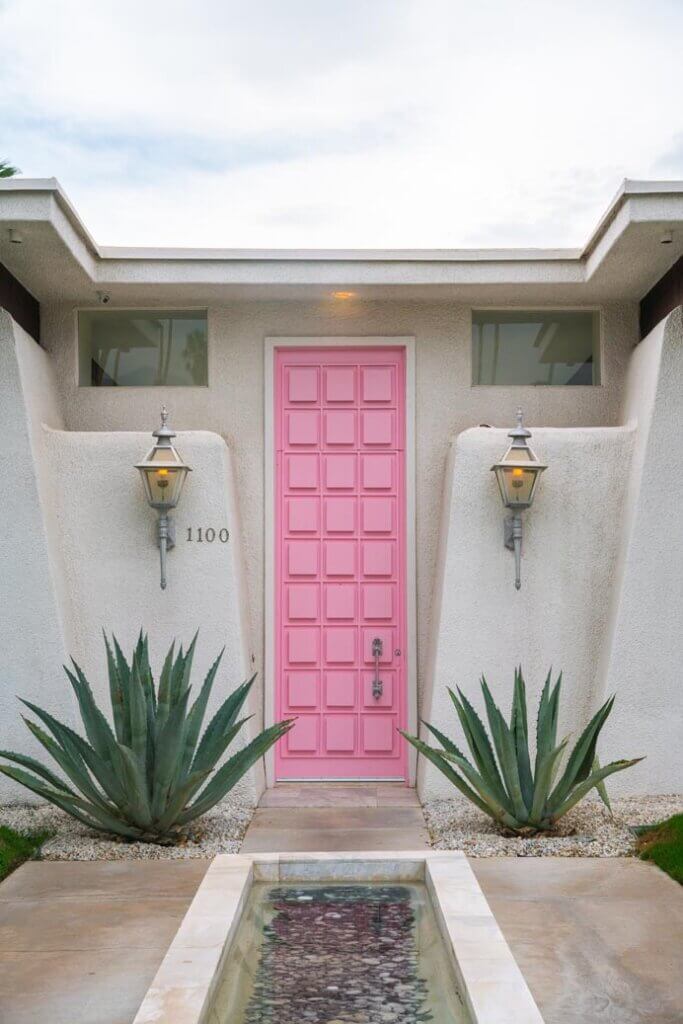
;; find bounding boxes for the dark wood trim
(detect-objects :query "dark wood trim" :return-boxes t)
[0,261,41,344]
[639,255,683,339]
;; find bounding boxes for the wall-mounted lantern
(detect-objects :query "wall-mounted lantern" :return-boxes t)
[135,407,192,590]
[491,409,546,590]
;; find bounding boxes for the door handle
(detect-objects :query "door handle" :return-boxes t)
[372,637,383,700]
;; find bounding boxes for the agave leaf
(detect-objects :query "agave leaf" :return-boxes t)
[534,671,562,776]
[479,679,528,821]
[400,731,498,820]
[439,748,522,828]
[154,642,176,740]
[550,697,615,808]
[192,674,256,775]
[151,687,192,819]
[529,739,568,823]
[71,733,128,809]
[112,743,153,828]
[175,632,198,702]
[112,636,132,747]
[64,662,117,765]
[450,688,508,804]
[178,648,224,779]
[103,631,125,742]
[422,721,472,765]
[0,765,141,838]
[551,758,644,821]
[511,668,534,811]
[534,672,558,768]
[22,717,113,815]
[592,756,613,815]
[180,720,293,823]
[137,632,156,714]
[154,769,211,833]
[0,748,75,794]
[128,658,149,775]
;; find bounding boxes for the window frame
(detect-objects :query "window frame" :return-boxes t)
[75,306,210,389]
[470,306,603,388]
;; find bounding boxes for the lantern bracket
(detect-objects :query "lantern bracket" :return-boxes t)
[154,517,176,550]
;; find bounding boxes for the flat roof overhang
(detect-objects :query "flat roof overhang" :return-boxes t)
[0,178,682,305]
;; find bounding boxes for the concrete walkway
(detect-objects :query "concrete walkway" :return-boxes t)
[241,783,430,852]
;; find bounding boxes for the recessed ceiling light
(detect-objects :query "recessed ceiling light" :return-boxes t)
[331,290,356,300]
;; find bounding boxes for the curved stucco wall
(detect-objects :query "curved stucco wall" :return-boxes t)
[418,424,636,801]
[595,307,683,793]
[43,429,259,798]
[0,312,75,801]
[1,311,258,801]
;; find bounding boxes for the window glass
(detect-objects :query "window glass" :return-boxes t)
[472,310,599,385]
[78,310,208,386]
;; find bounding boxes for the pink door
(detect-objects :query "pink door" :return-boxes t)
[275,347,407,780]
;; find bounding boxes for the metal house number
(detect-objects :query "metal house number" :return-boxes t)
[186,527,230,543]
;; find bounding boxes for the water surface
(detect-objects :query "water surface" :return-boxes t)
[210,881,469,1023]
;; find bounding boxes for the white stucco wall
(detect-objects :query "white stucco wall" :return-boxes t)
[40,299,639,732]
[418,424,637,801]
[0,312,74,801]
[594,307,683,793]
[43,427,260,801]
[1,311,259,802]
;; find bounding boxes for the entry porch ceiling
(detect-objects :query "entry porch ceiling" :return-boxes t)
[0,179,681,305]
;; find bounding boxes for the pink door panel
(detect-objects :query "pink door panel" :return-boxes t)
[276,348,407,779]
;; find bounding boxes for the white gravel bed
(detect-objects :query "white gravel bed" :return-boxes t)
[424,793,683,858]
[0,796,254,861]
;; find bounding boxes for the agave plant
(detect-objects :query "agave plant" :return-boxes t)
[402,668,641,836]
[0,632,293,843]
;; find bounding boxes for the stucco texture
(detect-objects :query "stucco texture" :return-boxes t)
[39,299,638,744]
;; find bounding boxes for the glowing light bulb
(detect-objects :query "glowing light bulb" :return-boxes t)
[511,467,524,489]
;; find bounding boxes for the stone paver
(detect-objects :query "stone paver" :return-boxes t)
[0,860,210,1024]
[472,857,683,1024]
[241,783,430,853]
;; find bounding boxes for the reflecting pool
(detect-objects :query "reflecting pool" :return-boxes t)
[210,882,469,1023]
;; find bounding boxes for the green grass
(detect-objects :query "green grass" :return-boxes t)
[637,813,683,884]
[0,825,49,882]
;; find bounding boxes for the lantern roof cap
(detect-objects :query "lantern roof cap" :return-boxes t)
[508,408,532,448]
[152,406,176,446]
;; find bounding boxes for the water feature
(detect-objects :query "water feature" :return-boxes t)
[209,881,470,1023]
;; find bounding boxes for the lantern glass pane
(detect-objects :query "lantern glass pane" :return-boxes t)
[501,465,537,506]
[139,465,188,508]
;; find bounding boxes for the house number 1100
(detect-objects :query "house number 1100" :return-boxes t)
[186,527,229,543]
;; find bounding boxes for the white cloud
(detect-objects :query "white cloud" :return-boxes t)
[0,0,681,246]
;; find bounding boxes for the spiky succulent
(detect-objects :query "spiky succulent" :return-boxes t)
[402,668,641,835]
[0,631,292,843]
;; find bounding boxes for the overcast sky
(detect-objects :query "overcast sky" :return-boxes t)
[1,0,681,248]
